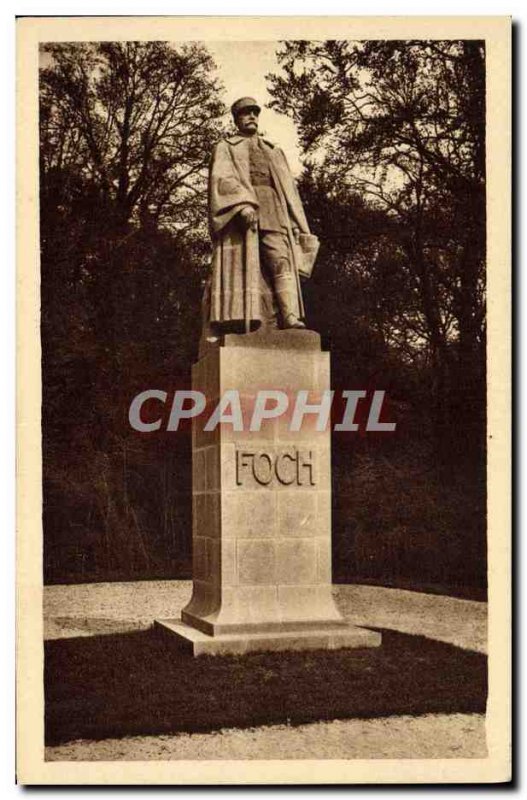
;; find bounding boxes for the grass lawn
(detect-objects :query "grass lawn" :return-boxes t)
[45,627,487,746]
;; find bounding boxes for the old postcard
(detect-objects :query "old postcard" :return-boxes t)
[16,15,511,784]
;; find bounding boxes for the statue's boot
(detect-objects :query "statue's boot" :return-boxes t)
[273,271,306,330]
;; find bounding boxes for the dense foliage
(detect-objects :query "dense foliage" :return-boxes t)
[41,40,486,590]
[41,42,225,581]
[269,40,486,589]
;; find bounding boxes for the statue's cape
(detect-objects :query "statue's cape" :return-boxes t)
[207,135,309,328]
[208,135,309,237]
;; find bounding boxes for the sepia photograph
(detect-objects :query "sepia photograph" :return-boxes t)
[16,15,511,785]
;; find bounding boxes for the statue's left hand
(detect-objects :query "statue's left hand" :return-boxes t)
[292,228,301,244]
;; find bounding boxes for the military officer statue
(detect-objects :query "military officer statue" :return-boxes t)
[205,97,319,338]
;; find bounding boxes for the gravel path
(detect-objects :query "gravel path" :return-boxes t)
[44,581,487,761]
[44,580,487,654]
[45,714,486,761]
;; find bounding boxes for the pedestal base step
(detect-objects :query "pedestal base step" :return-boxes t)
[154,618,382,656]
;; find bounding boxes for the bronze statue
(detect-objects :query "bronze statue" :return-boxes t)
[203,96,318,340]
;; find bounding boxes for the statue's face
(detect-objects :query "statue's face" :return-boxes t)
[235,107,259,135]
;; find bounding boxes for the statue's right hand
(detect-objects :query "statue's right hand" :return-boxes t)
[239,206,258,231]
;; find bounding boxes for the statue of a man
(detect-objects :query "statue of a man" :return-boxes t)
[204,97,316,339]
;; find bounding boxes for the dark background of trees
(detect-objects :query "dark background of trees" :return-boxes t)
[41,40,486,594]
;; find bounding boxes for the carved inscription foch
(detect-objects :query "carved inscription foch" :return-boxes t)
[235,447,316,487]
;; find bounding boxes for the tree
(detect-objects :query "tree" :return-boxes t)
[268,40,486,462]
[40,42,226,583]
[40,41,225,230]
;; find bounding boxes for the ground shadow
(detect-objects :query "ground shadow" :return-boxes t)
[45,627,487,746]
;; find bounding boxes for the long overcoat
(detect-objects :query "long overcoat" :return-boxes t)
[207,134,310,330]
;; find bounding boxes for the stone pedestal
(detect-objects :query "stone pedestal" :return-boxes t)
[155,328,381,655]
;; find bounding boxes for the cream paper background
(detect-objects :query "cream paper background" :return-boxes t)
[16,15,511,785]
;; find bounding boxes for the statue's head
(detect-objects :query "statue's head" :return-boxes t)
[231,97,261,135]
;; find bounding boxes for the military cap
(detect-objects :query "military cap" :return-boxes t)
[231,96,261,117]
